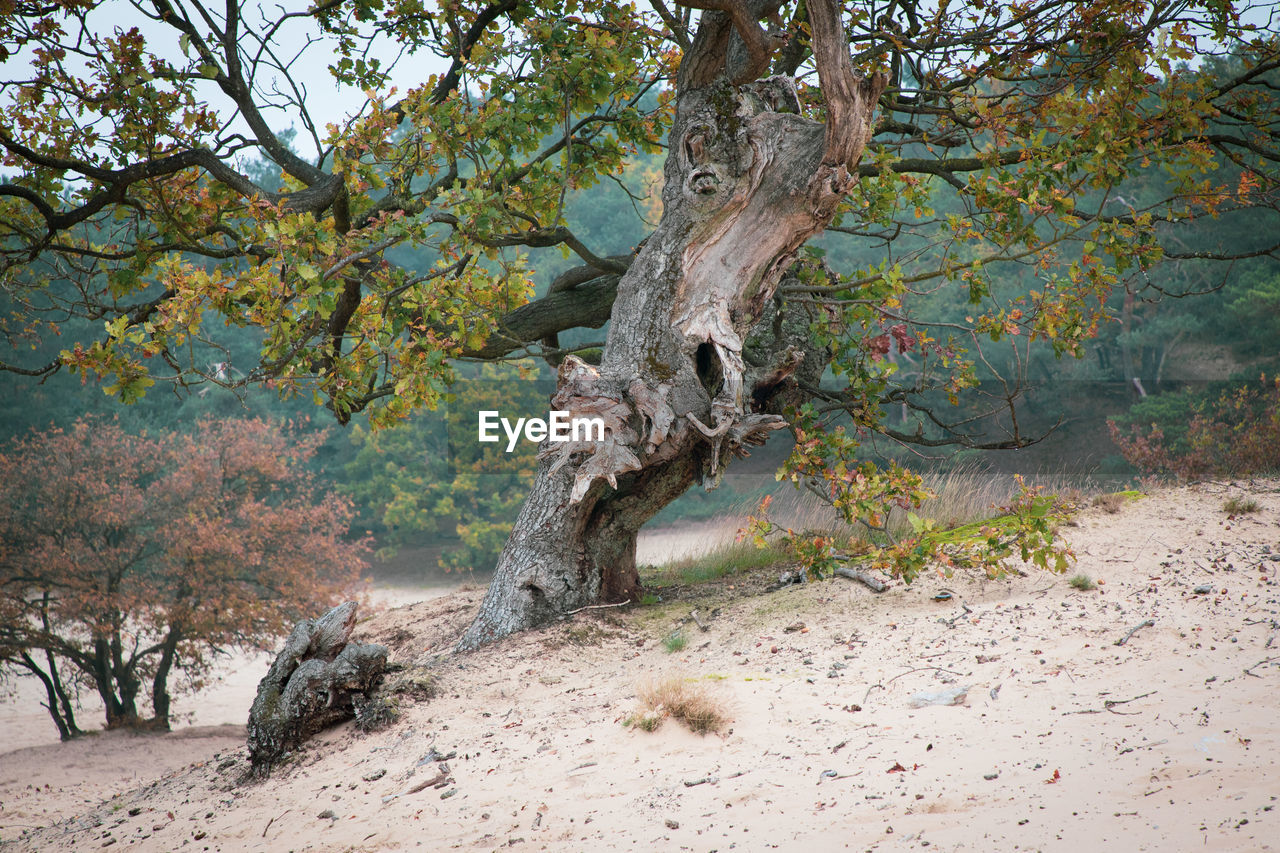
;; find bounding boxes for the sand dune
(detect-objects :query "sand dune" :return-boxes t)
[2,480,1277,851]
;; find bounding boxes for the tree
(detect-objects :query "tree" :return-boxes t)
[0,418,367,737]
[1,1,1277,647]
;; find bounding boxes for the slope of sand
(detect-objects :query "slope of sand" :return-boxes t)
[2,480,1277,851]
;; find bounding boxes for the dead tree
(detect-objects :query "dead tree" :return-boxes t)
[246,602,388,778]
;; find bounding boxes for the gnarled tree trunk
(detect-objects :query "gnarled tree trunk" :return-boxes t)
[247,602,388,778]
[458,0,886,650]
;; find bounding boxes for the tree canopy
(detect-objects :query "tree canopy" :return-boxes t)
[1,1,1273,412]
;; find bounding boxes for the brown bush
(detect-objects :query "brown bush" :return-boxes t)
[1109,377,1280,480]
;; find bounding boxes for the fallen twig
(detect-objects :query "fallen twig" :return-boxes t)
[382,768,451,803]
[690,609,710,631]
[1118,739,1167,755]
[1064,690,1157,716]
[834,567,887,592]
[1105,690,1157,712]
[939,603,974,629]
[564,600,630,616]
[263,809,291,838]
[862,666,963,705]
[1244,656,1280,678]
[408,768,452,793]
[1115,619,1156,647]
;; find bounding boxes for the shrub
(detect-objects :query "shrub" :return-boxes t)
[1067,573,1097,591]
[1224,496,1261,515]
[1109,377,1280,480]
[1092,493,1126,514]
[628,677,729,735]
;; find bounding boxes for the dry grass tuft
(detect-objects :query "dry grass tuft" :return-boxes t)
[628,676,730,735]
[1092,493,1127,514]
[1224,496,1261,515]
[883,465,1091,541]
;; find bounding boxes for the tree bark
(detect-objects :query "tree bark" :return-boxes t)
[32,596,82,738]
[91,637,136,728]
[458,0,886,650]
[18,651,80,741]
[150,628,181,731]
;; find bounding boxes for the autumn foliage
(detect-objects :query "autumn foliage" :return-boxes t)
[0,418,367,739]
[1108,377,1280,480]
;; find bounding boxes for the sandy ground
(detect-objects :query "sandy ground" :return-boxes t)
[2,480,1278,852]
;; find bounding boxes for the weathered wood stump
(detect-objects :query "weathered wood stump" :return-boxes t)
[246,601,388,778]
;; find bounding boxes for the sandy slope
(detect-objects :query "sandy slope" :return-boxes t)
[2,480,1278,852]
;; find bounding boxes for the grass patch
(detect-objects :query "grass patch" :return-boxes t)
[883,465,1020,539]
[1091,490,1144,514]
[1067,573,1097,591]
[1092,493,1126,514]
[662,631,687,653]
[1224,496,1261,515]
[644,540,786,588]
[878,465,1091,546]
[626,708,664,732]
[626,676,730,735]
